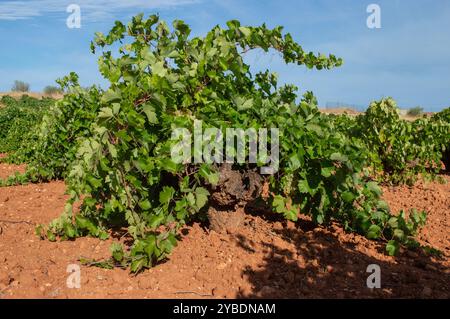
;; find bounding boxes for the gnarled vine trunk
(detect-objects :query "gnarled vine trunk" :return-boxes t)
[207,164,262,233]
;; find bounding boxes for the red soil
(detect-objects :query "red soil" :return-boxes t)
[0,163,448,299]
[0,163,26,180]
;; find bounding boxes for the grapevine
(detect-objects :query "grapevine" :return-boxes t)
[32,15,437,272]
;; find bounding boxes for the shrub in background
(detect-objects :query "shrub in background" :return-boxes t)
[44,85,63,96]
[11,80,30,92]
[407,106,423,117]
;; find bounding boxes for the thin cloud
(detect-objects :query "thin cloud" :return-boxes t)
[0,0,201,21]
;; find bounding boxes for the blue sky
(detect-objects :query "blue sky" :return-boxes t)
[0,0,449,111]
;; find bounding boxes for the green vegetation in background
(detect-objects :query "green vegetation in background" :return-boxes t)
[333,99,450,185]
[0,95,54,155]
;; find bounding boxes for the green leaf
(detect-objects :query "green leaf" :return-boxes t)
[148,214,165,228]
[98,107,114,119]
[130,256,147,273]
[284,208,298,221]
[366,224,381,239]
[198,164,219,185]
[63,222,77,238]
[315,213,324,224]
[152,61,167,77]
[330,152,348,162]
[386,240,400,256]
[35,225,44,239]
[75,215,98,234]
[272,195,286,213]
[306,123,323,135]
[239,26,251,37]
[107,142,117,158]
[297,180,310,194]
[111,243,124,262]
[144,236,156,258]
[138,200,152,210]
[393,229,405,240]
[101,89,121,103]
[388,217,398,229]
[320,165,334,177]
[195,187,209,209]
[233,96,253,110]
[341,191,355,203]
[186,193,195,206]
[160,159,179,173]
[376,200,389,211]
[47,230,56,242]
[367,182,382,196]
[159,186,175,205]
[142,104,158,124]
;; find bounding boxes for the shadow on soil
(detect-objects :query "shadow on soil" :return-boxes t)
[235,217,450,299]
